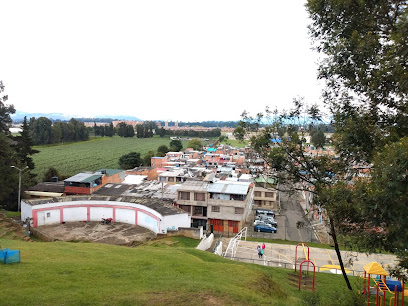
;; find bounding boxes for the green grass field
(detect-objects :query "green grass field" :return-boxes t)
[220,139,249,148]
[32,136,190,180]
[0,236,364,306]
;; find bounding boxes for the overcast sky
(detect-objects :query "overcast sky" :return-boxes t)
[1,0,323,122]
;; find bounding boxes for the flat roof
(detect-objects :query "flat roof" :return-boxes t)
[207,182,250,195]
[177,180,209,192]
[255,177,276,185]
[64,172,102,183]
[23,195,185,216]
[96,169,124,176]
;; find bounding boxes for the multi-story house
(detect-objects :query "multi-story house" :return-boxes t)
[176,180,253,234]
[253,177,277,210]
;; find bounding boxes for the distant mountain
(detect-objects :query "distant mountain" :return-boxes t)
[11,111,142,122]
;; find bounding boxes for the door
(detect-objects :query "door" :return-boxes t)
[37,212,46,226]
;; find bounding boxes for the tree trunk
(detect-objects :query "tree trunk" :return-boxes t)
[329,216,352,291]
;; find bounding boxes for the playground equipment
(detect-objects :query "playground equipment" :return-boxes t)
[298,260,316,291]
[359,262,406,306]
[295,243,311,272]
[320,264,352,275]
[294,243,315,291]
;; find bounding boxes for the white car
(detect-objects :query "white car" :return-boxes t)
[253,220,274,227]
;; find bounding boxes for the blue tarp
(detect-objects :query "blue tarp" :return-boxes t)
[270,138,282,144]
[0,248,20,264]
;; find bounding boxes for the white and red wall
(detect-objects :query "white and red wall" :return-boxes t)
[21,200,190,234]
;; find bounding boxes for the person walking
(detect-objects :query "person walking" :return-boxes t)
[257,245,262,259]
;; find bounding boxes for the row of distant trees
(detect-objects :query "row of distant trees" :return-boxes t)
[156,128,221,138]
[94,123,114,137]
[29,117,89,145]
[118,138,203,169]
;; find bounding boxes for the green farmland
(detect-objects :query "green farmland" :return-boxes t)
[32,136,189,180]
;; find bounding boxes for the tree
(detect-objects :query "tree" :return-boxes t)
[0,133,19,210]
[125,125,135,138]
[143,150,155,166]
[0,80,14,134]
[157,127,166,137]
[306,0,408,159]
[310,129,325,148]
[187,138,202,151]
[169,139,183,152]
[157,145,169,155]
[118,152,142,169]
[238,102,353,290]
[306,0,408,281]
[0,81,35,211]
[43,167,61,182]
[14,116,39,171]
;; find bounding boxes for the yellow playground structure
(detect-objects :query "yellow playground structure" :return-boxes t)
[359,262,406,306]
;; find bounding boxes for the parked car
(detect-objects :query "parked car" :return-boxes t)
[255,215,277,225]
[254,219,278,228]
[254,224,277,233]
[255,209,276,218]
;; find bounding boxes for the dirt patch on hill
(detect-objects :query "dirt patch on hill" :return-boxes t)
[32,222,157,245]
[288,272,315,290]
[0,213,32,242]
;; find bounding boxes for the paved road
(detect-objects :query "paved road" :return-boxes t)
[246,188,319,243]
[279,189,318,243]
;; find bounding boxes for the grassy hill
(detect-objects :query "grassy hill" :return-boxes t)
[1,235,364,306]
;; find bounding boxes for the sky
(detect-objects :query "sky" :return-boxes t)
[1,0,323,122]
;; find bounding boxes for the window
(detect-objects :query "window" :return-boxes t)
[46,212,51,218]
[193,206,203,214]
[254,200,262,205]
[265,192,274,198]
[159,176,166,182]
[179,192,190,200]
[168,177,175,182]
[235,207,244,214]
[254,191,261,197]
[179,205,190,213]
[211,206,220,212]
[194,193,205,201]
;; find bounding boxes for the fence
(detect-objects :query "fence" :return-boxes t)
[248,226,320,243]
[229,256,363,277]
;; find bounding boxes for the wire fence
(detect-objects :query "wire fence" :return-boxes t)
[229,256,363,277]
[247,226,321,243]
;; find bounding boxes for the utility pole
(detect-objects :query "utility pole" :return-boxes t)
[11,166,28,212]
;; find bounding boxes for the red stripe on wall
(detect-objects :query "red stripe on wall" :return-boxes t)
[32,203,161,227]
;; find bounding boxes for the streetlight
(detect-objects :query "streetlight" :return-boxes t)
[11,165,28,212]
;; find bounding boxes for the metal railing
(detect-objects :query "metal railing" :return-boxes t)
[223,227,247,259]
[229,256,363,276]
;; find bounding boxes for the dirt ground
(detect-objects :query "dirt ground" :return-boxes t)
[34,222,157,245]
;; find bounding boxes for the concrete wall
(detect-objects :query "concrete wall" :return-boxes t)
[22,200,189,234]
[166,226,203,239]
[214,241,223,256]
[21,201,33,223]
[196,233,214,251]
[30,227,55,242]
[161,213,191,234]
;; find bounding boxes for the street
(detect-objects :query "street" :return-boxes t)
[246,189,319,243]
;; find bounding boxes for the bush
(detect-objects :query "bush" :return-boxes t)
[118,152,142,169]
